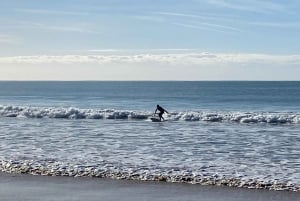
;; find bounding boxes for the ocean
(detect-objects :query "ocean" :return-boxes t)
[1,81,300,191]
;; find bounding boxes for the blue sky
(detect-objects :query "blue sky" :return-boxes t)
[0,0,300,80]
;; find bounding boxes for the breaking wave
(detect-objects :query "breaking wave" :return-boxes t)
[1,159,299,191]
[1,105,300,124]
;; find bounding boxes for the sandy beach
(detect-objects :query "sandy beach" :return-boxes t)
[0,172,299,201]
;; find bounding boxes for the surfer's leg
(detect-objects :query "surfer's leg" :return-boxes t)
[159,113,163,120]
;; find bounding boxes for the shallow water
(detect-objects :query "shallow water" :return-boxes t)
[1,117,300,189]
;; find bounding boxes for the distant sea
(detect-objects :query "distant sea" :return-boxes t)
[1,81,300,191]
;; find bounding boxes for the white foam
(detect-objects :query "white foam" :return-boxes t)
[1,159,300,191]
[0,105,300,124]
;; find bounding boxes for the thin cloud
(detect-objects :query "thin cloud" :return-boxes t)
[18,21,101,34]
[174,22,242,33]
[207,0,286,14]
[44,25,101,34]
[250,21,300,28]
[172,22,235,34]
[195,22,241,32]
[156,11,298,31]
[156,10,298,32]
[0,53,299,65]
[156,11,239,22]
[15,8,91,16]
[155,11,241,33]
[157,12,208,19]
[133,15,165,23]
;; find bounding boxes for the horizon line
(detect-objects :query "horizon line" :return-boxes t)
[1,80,300,82]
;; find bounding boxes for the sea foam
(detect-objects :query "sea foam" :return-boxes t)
[0,105,300,124]
[1,159,300,192]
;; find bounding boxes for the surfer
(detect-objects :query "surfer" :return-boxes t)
[155,105,168,121]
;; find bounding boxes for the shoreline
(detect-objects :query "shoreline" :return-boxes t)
[0,172,299,201]
[1,159,300,192]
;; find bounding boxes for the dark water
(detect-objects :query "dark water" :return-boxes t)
[1,81,300,111]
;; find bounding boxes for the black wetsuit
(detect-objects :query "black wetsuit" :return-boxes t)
[155,105,168,121]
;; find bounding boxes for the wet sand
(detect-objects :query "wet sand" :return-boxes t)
[0,172,299,201]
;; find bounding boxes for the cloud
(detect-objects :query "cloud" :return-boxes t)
[1,51,300,81]
[88,48,197,53]
[156,11,238,21]
[172,22,240,34]
[172,22,226,33]
[43,25,101,34]
[132,15,165,23]
[0,52,299,65]
[17,21,101,34]
[15,8,90,16]
[155,11,241,33]
[157,12,208,19]
[250,21,300,28]
[155,10,299,32]
[207,0,286,14]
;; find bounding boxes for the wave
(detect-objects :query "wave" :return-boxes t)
[1,159,299,191]
[1,105,300,124]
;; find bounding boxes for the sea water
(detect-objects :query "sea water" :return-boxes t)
[1,81,300,191]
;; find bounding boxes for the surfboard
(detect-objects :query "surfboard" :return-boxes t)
[150,117,161,122]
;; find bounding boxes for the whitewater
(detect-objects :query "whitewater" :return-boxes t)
[1,105,300,124]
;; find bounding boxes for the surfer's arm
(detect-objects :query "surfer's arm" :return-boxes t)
[154,109,157,114]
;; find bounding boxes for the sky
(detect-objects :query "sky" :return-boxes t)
[0,0,300,80]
